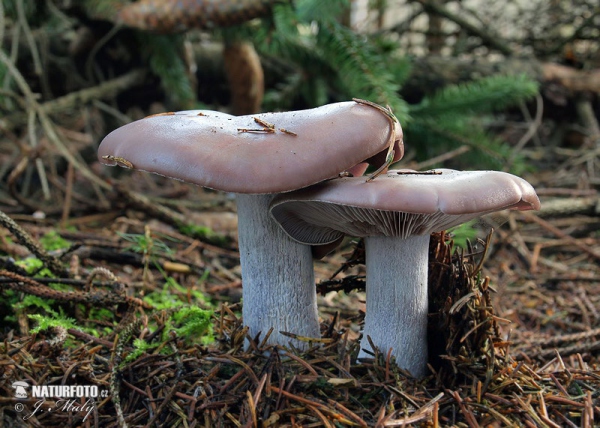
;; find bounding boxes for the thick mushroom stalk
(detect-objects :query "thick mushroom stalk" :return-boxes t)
[363,234,429,373]
[98,102,402,349]
[236,194,319,345]
[269,169,541,374]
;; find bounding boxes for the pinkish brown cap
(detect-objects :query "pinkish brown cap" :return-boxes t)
[269,169,541,245]
[98,101,402,194]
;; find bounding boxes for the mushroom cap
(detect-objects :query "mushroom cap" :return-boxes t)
[98,102,402,194]
[269,169,541,245]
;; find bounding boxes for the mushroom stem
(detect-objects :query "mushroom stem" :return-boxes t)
[235,194,320,349]
[359,234,429,376]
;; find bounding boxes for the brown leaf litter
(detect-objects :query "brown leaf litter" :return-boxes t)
[1,226,598,427]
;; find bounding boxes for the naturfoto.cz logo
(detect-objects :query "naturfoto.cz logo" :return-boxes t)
[11,381,109,422]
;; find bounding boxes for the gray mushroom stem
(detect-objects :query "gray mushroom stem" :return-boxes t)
[235,194,320,348]
[360,234,429,376]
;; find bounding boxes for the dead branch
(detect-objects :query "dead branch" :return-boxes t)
[0,69,147,131]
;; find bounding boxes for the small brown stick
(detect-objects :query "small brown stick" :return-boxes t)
[246,390,258,428]
[513,393,551,427]
[101,154,134,169]
[0,210,67,276]
[525,327,600,348]
[307,404,335,428]
[258,328,275,349]
[206,355,260,385]
[68,328,118,349]
[389,170,443,175]
[352,98,401,182]
[237,127,275,134]
[450,390,479,428]
[270,386,330,411]
[279,128,297,136]
[319,356,354,380]
[414,145,471,170]
[544,395,585,408]
[0,50,112,192]
[535,340,600,360]
[1,68,146,131]
[145,111,176,118]
[375,403,387,426]
[110,314,153,427]
[536,393,562,428]
[393,392,444,423]
[522,211,600,261]
[280,331,335,344]
[415,0,513,55]
[144,379,180,428]
[279,351,319,376]
[253,117,275,130]
[216,362,247,394]
[0,269,150,308]
[252,373,268,409]
[583,391,594,427]
[468,402,515,426]
[327,400,369,427]
[60,162,75,226]
[548,372,570,397]
[238,117,277,134]
[85,266,120,291]
[114,183,229,246]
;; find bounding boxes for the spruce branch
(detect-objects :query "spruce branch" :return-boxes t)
[408,117,525,173]
[138,33,195,107]
[294,0,349,23]
[411,74,538,117]
[0,210,66,277]
[252,4,331,75]
[318,21,410,122]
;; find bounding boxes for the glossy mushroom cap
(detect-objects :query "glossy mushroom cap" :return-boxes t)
[98,102,403,194]
[269,169,541,244]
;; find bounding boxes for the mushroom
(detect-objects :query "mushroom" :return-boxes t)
[269,169,540,373]
[98,101,403,348]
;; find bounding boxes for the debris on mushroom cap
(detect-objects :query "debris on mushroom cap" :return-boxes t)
[343,138,405,178]
[98,102,402,194]
[269,169,541,245]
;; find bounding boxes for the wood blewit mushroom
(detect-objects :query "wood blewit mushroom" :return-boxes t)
[269,169,540,373]
[97,102,403,349]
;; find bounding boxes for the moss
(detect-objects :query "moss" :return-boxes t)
[39,230,71,251]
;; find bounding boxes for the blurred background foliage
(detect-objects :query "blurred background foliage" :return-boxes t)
[2,0,598,177]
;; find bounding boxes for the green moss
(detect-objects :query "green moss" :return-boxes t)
[28,313,77,334]
[15,258,53,276]
[171,306,213,345]
[14,295,58,315]
[143,276,214,311]
[122,338,159,365]
[447,220,479,250]
[40,230,71,251]
[177,224,230,246]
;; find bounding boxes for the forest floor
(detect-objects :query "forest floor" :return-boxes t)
[1,118,599,427]
[2,0,599,424]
